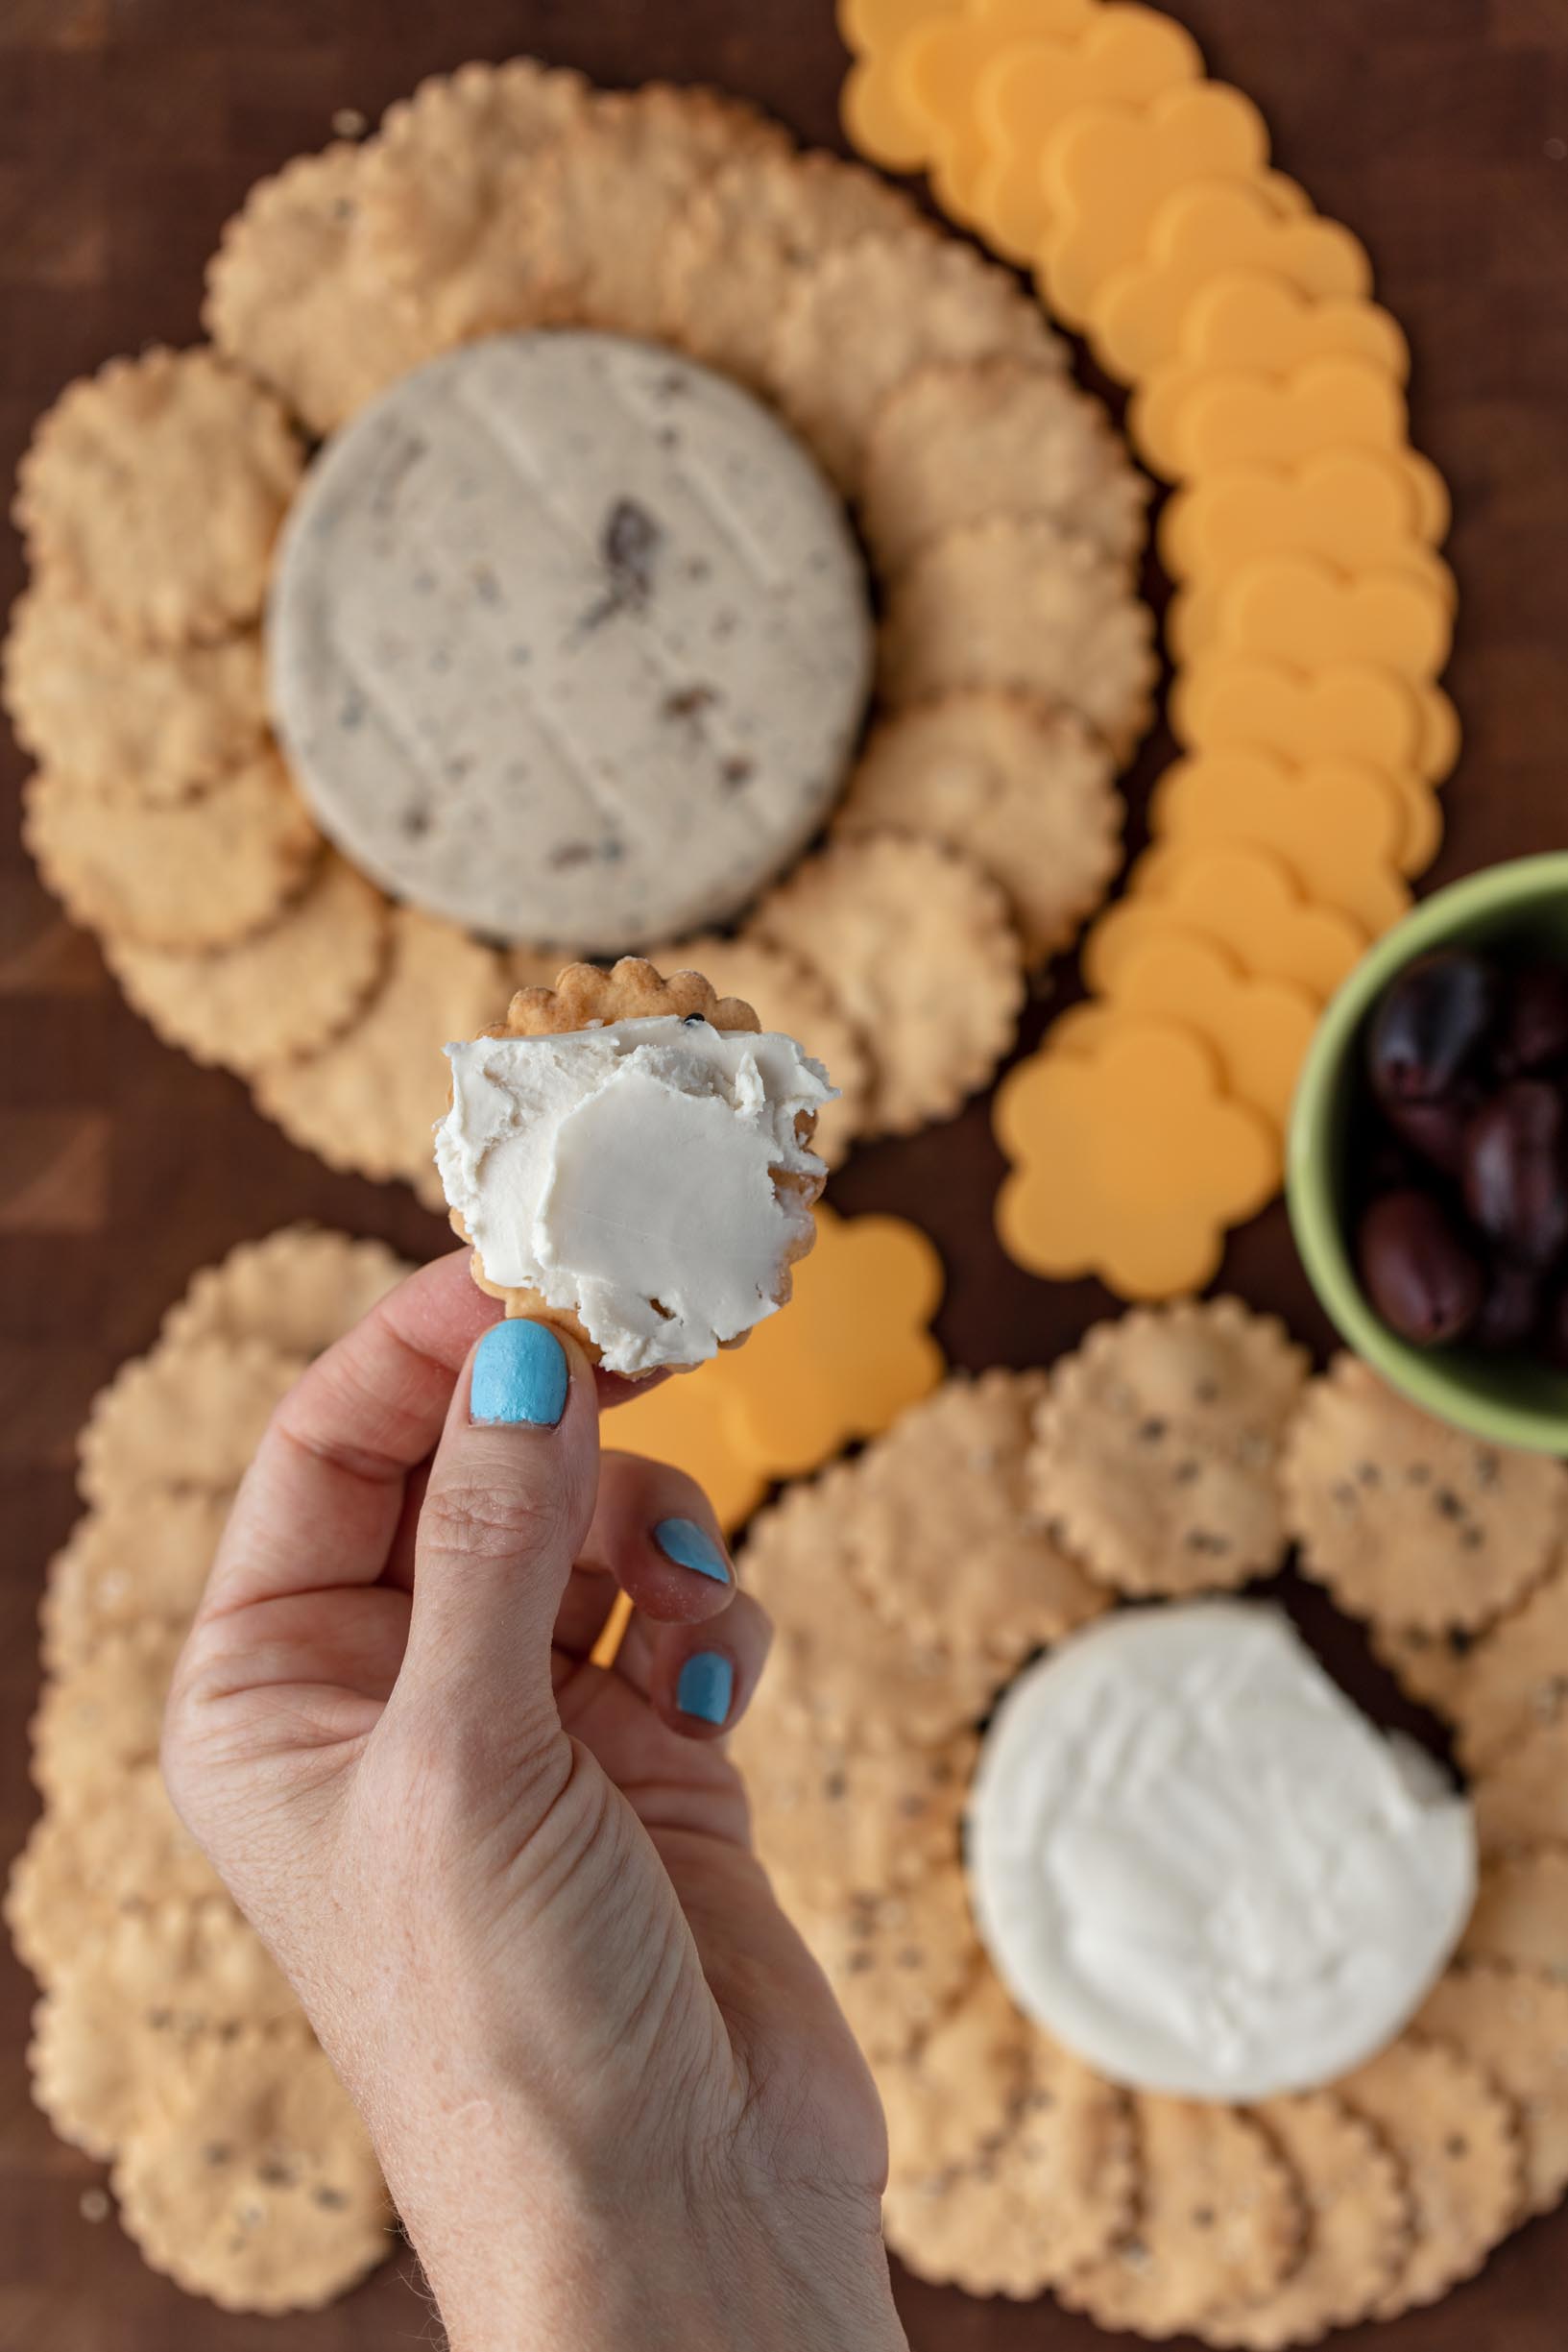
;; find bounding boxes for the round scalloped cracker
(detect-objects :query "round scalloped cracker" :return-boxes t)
[5,1761,222,1986]
[1367,1618,1476,1723]
[771,229,1066,493]
[754,833,1025,1138]
[862,355,1150,575]
[356,57,591,342]
[1462,1849,1568,1980]
[1204,2094,1412,2350]
[1448,1563,1568,1771]
[78,1335,306,1512]
[1061,2097,1306,2341]
[254,906,502,1204]
[162,1224,410,1358]
[846,1370,1110,1668]
[663,143,919,387]
[1282,1356,1568,1635]
[40,1488,231,1674]
[103,852,390,1079]
[1475,1715,1568,1856]
[652,932,870,1168]
[112,2024,392,2315]
[878,513,1157,761]
[879,1969,1033,2190]
[791,1859,982,2065]
[13,348,302,647]
[1337,2035,1524,2317]
[1032,1299,1309,1598]
[1419,1960,1568,2217]
[834,691,1122,966]
[205,141,445,436]
[30,1620,184,1806]
[2,584,268,803]
[24,749,321,954]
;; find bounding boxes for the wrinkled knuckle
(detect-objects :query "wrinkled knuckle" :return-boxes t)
[418,1473,567,1567]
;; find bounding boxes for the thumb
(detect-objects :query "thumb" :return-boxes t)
[396,1317,600,1736]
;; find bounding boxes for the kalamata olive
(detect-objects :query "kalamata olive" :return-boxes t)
[1496,963,1568,1078]
[1462,1080,1568,1268]
[1470,1258,1543,1352]
[1357,1188,1484,1346]
[1366,951,1499,1103]
[1382,1087,1478,1179]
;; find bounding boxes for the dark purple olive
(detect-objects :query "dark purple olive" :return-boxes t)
[1496,963,1568,1079]
[1470,1258,1543,1352]
[1357,1188,1484,1346]
[1462,1080,1568,1268]
[1366,951,1499,1104]
[1382,1086,1479,1179]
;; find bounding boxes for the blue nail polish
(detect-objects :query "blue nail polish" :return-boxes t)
[654,1516,731,1585]
[470,1321,569,1427]
[677,1652,734,1726]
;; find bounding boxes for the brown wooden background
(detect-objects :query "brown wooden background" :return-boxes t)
[3,2,1567,2345]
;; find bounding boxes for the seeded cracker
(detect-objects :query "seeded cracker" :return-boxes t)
[879,1971,1033,2189]
[77,1336,307,1512]
[5,1763,222,1986]
[862,355,1150,575]
[1282,1356,1568,1633]
[771,230,1067,494]
[1337,2036,1524,2316]
[1448,1559,1568,1768]
[1033,1299,1309,1597]
[790,1861,982,2065]
[162,1225,409,1357]
[104,854,390,1079]
[205,142,444,436]
[1417,1960,1568,2216]
[30,1621,184,1806]
[13,349,302,647]
[40,1488,232,1673]
[1366,1619,1475,1722]
[878,513,1158,762]
[1474,1715,1568,1854]
[2,584,268,802]
[1203,2095,1412,2349]
[834,691,1122,965]
[754,833,1025,1138]
[1463,1849,1568,1978]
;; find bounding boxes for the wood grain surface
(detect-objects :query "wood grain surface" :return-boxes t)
[3,3,1566,2346]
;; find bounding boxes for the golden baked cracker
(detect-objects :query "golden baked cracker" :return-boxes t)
[357,57,591,342]
[862,355,1150,575]
[112,2024,392,2315]
[2,584,268,802]
[162,1224,409,1358]
[30,1621,184,1806]
[754,833,1025,1138]
[1475,1715,1568,1855]
[1450,1560,1568,1769]
[1061,2097,1306,2340]
[1463,1850,1568,1979]
[1366,1619,1474,1722]
[663,144,919,387]
[1204,2095,1412,2349]
[253,906,502,1198]
[1419,1961,1568,2216]
[204,142,444,436]
[40,1488,231,1673]
[521,82,790,340]
[878,513,1158,762]
[846,1370,1109,1667]
[13,348,303,647]
[833,691,1122,966]
[104,852,390,1078]
[880,1969,1032,2188]
[1033,1299,1309,1598]
[771,230,1066,493]
[1337,2035,1524,2316]
[24,748,321,953]
[1282,1357,1568,1634]
[5,1764,221,1986]
[742,1459,1004,1747]
[77,1335,306,1512]
[791,1859,982,2064]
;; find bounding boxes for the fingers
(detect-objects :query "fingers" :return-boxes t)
[578,1450,737,1627]
[621,1585,772,1742]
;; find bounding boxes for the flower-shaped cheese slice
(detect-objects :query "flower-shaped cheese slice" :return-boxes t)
[995,1018,1277,1297]
[1160,448,1451,585]
[1158,353,1407,481]
[1053,925,1317,1133]
[1092,185,1373,385]
[603,1372,769,1535]
[1172,652,1461,787]
[1040,84,1272,326]
[898,0,1099,222]
[968,6,1202,262]
[837,0,964,168]
[1085,839,1367,1000]
[1149,747,1414,930]
[1187,553,1453,685]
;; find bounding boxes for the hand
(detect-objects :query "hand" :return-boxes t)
[161,1250,905,2352]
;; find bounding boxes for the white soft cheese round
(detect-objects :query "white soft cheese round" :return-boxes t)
[433,1016,832,1374]
[269,330,873,952]
[967,1601,1476,2101]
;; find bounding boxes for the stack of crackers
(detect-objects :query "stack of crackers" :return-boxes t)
[837,0,1457,1297]
[736,1296,1568,2342]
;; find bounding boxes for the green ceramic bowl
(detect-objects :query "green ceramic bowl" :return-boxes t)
[1288,853,1568,1455]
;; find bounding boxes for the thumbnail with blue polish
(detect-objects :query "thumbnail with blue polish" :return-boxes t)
[470,1321,569,1426]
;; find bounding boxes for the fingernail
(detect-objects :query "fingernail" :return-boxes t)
[470,1321,569,1427]
[653,1516,731,1586]
[676,1652,734,1726]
